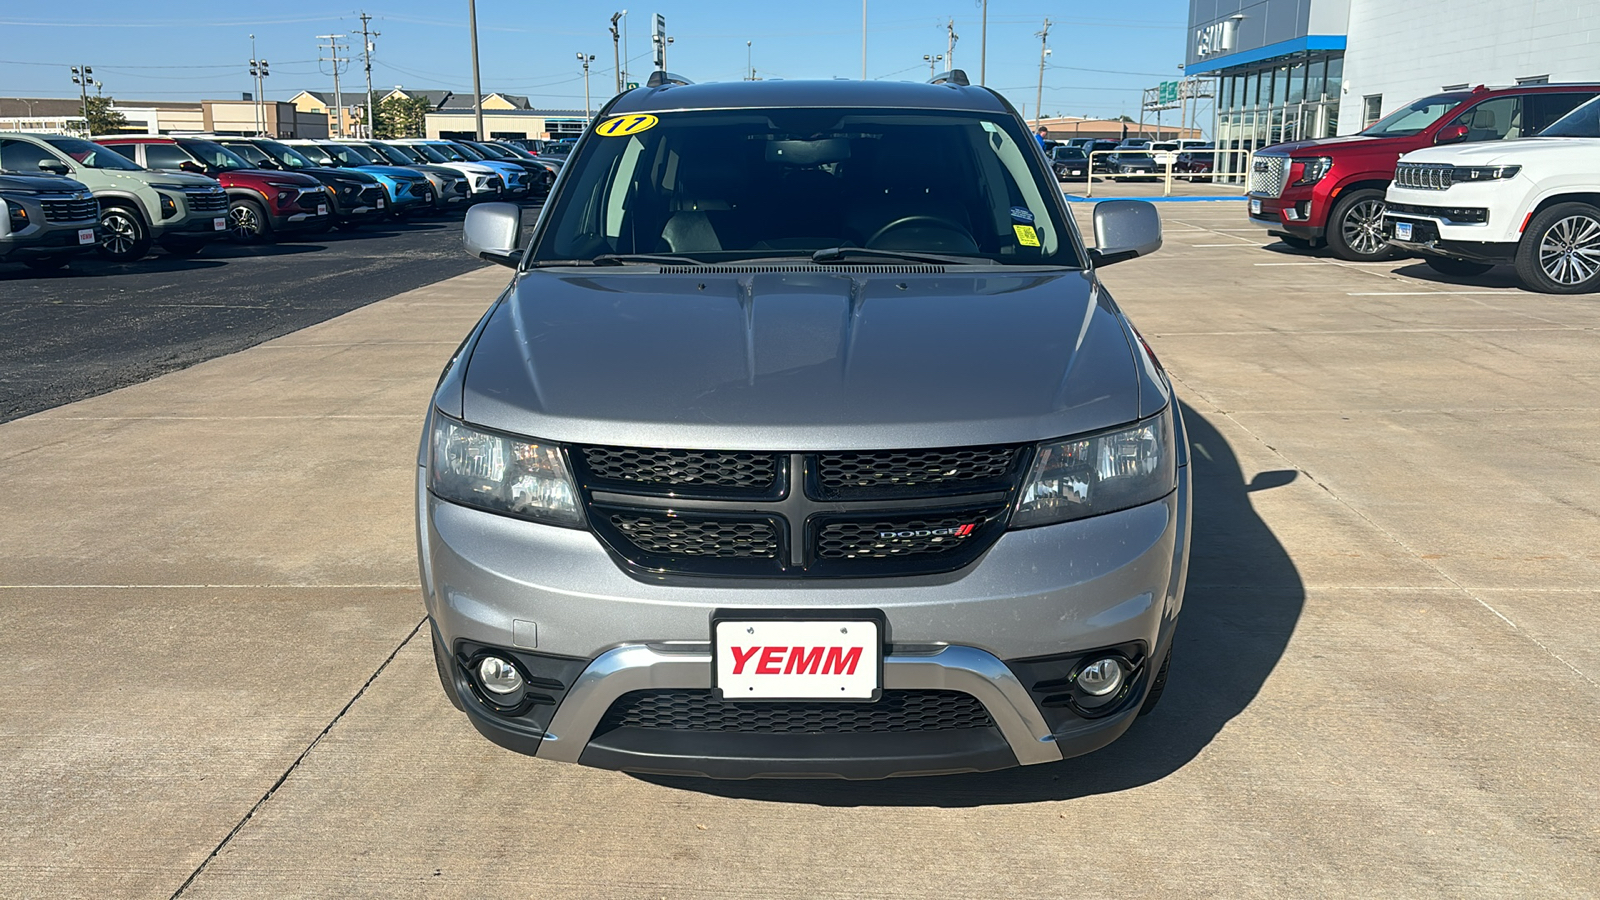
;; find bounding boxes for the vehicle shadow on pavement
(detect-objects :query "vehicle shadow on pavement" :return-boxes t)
[638,401,1305,807]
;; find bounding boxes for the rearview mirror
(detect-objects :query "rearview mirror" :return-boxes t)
[37,159,70,176]
[1437,123,1470,144]
[463,201,523,268]
[1089,199,1161,267]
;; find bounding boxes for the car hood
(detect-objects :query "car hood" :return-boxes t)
[298,166,379,184]
[353,164,426,181]
[1401,137,1597,166]
[1258,133,1401,155]
[460,269,1142,450]
[0,173,90,193]
[235,168,321,186]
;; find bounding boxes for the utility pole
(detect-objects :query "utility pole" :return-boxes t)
[860,0,867,79]
[577,53,595,121]
[358,12,379,139]
[317,34,349,137]
[946,19,958,71]
[610,12,626,93]
[979,0,988,85]
[70,65,97,135]
[249,35,269,136]
[1034,19,1051,129]
[467,0,484,139]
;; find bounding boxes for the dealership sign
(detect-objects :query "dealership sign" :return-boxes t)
[1195,19,1238,57]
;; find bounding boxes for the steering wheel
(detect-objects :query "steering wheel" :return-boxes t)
[866,215,969,248]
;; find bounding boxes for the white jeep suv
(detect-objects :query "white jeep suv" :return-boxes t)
[1384,94,1600,293]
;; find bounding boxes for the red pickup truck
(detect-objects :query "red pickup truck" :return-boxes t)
[1247,83,1600,260]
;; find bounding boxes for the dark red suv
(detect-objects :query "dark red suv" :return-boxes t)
[1247,83,1600,260]
[98,137,329,242]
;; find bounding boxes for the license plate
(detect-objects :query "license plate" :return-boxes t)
[714,619,880,700]
[1072,169,1083,176]
[1394,221,1413,241]
[1250,198,1262,215]
[213,217,226,231]
[77,228,95,245]
[317,204,328,216]
[376,198,385,208]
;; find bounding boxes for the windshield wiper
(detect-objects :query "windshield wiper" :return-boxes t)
[810,246,984,265]
[590,253,706,266]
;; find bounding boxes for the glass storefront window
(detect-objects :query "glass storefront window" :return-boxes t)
[1245,71,1257,108]
[1326,57,1343,99]
[1288,62,1306,105]
[1307,59,1326,102]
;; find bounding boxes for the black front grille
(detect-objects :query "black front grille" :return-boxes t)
[598,689,994,734]
[40,197,99,223]
[184,191,228,214]
[609,513,777,559]
[817,446,1021,496]
[816,509,1002,560]
[1385,202,1489,225]
[582,446,778,491]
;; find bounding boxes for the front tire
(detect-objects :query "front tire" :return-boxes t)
[97,205,153,262]
[1514,202,1600,294]
[1326,188,1398,261]
[227,198,272,243]
[1423,255,1494,277]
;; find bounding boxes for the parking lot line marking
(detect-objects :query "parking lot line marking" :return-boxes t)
[1347,290,1514,296]
[0,583,415,589]
[1190,243,1260,247]
[1253,262,1327,266]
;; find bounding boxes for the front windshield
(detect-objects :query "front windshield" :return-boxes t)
[363,142,412,165]
[471,142,511,159]
[1361,92,1471,137]
[447,142,486,161]
[425,143,467,162]
[177,140,250,171]
[495,142,538,160]
[290,143,337,166]
[253,140,317,169]
[531,106,1080,267]
[322,144,376,166]
[1052,147,1086,161]
[1540,95,1600,137]
[42,137,144,170]
[383,143,426,163]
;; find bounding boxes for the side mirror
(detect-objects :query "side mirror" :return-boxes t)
[1437,123,1470,144]
[179,160,206,174]
[37,159,70,176]
[464,201,523,268]
[1089,199,1161,267]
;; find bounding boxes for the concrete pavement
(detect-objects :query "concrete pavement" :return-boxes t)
[1,203,1596,898]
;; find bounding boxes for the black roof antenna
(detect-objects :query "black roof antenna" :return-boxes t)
[646,71,694,88]
[929,69,970,87]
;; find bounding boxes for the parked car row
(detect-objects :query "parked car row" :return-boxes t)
[0,132,560,266]
[1245,80,1600,280]
[1046,138,1213,183]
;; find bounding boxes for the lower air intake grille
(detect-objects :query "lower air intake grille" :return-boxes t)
[598,689,994,733]
[609,514,777,559]
[816,510,998,559]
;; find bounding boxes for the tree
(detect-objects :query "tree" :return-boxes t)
[84,96,127,136]
[371,95,431,139]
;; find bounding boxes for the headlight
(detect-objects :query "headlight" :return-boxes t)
[1011,408,1176,528]
[1454,165,1521,182]
[5,199,27,231]
[428,414,583,527]
[1291,156,1333,185]
[159,195,178,219]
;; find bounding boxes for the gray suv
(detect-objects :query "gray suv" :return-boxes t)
[0,173,101,270]
[419,74,1190,779]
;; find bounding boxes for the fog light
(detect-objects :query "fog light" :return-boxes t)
[1077,657,1126,697]
[476,656,524,695]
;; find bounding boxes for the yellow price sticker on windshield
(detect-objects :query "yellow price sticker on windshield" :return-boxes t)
[596,114,659,137]
[1013,224,1041,247]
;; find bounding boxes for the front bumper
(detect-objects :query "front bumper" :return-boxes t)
[1248,189,1324,241]
[418,460,1190,777]
[0,223,100,260]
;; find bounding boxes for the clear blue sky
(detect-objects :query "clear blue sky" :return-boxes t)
[0,1,1191,121]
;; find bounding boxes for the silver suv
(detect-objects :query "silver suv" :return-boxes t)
[419,74,1189,779]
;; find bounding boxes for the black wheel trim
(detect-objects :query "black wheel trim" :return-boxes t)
[229,204,263,241]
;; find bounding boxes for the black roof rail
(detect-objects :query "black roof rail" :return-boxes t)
[646,71,694,88]
[929,69,970,87]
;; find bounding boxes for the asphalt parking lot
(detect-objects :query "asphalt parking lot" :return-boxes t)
[2,196,1597,898]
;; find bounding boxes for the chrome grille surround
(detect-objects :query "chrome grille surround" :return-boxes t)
[1394,162,1455,191]
[1248,154,1288,197]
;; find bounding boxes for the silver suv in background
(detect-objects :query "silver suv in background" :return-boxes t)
[0,172,101,270]
[420,74,1188,779]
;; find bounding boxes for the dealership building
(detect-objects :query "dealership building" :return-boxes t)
[1186,0,1600,176]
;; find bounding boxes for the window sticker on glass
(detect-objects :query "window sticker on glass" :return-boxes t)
[1013,224,1041,247]
[596,114,659,137]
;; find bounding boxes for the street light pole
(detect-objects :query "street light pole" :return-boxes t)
[70,65,97,135]
[1034,19,1052,129]
[860,0,867,79]
[610,11,626,93]
[979,0,988,85]
[746,41,752,81]
[467,0,484,139]
[577,53,595,121]
[923,54,943,79]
